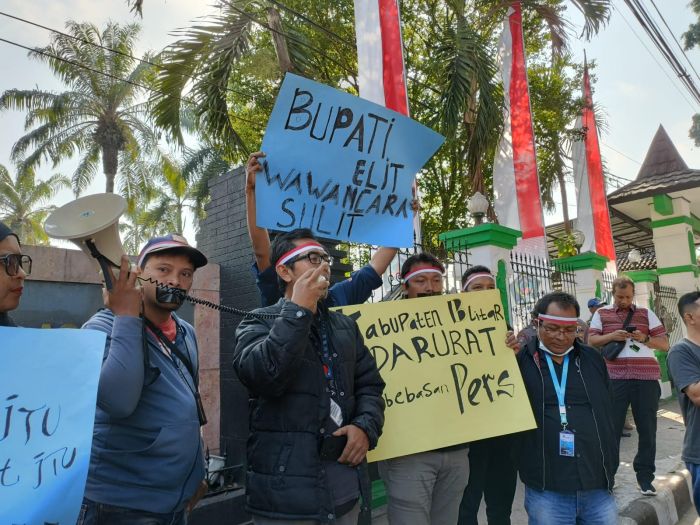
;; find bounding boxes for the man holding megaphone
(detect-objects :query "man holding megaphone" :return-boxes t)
[78,234,209,525]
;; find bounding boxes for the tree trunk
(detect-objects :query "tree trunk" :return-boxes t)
[102,145,119,193]
[557,170,571,232]
[267,7,294,74]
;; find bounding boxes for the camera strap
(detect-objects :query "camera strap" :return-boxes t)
[144,317,207,426]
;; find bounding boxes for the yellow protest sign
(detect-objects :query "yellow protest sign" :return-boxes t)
[334,290,536,462]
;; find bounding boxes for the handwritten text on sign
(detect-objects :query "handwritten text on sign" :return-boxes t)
[0,327,105,525]
[258,73,444,247]
[335,291,535,462]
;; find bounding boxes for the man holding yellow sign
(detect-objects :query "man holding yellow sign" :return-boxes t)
[336,254,535,525]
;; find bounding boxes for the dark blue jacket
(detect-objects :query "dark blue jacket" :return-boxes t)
[516,338,618,492]
[234,299,385,521]
[82,310,205,513]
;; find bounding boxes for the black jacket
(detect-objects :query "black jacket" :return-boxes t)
[516,337,618,492]
[234,299,385,522]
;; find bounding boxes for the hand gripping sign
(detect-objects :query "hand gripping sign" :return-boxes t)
[0,327,105,525]
[335,290,535,462]
[257,73,445,247]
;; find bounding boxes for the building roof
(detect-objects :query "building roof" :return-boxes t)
[607,125,700,205]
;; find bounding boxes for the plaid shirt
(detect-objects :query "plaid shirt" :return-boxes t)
[589,304,667,380]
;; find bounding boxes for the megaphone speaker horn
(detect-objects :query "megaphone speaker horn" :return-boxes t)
[44,193,127,277]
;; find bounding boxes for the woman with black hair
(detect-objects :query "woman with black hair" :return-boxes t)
[0,221,30,327]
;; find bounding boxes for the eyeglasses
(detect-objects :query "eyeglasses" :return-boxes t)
[0,254,32,277]
[539,324,578,336]
[290,252,333,266]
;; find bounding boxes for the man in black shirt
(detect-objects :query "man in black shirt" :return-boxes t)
[516,292,618,524]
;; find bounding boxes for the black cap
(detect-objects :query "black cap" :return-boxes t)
[0,222,19,245]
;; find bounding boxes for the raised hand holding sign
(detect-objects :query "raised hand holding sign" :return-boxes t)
[257,74,444,247]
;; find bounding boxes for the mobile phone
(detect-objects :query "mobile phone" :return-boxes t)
[625,326,637,333]
[319,435,347,461]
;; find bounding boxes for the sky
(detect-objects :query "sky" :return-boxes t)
[0,0,699,240]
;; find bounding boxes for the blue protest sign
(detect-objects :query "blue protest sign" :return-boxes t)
[0,327,105,525]
[258,73,445,247]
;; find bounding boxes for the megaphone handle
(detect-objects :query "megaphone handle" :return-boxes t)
[85,239,115,291]
[98,256,115,291]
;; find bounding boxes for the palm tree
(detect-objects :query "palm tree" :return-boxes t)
[0,164,69,245]
[0,21,159,196]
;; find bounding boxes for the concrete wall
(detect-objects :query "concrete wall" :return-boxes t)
[197,166,259,480]
[11,244,222,454]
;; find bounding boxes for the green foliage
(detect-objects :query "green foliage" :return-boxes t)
[690,113,700,147]
[0,164,70,245]
[0,21,159,194]
[553,231,578,257]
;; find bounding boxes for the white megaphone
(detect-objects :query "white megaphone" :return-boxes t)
[44,193,127,286]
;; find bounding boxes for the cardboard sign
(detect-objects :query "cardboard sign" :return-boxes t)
[258,73,444,247]
[0,327,105,524]
[335,290,536,462]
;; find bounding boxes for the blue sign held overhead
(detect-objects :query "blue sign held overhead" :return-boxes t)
[0,327,105,525]
[258,73,445,247]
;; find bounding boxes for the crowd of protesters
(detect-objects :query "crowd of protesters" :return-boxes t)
[1,150,689,525]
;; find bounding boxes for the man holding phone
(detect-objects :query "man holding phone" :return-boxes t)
[588,276,669,496]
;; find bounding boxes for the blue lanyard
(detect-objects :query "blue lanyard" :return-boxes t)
[544,353,569,429]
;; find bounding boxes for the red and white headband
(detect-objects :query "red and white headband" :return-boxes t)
[403,267,444,283]
[537,314,579,326]
[462,272,495,291]
[276,242,327,267]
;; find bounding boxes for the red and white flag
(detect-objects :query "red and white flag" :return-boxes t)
[354,0,421,241]
[572,58,616,263]
[353,0,409,115]
[492,4,548,259]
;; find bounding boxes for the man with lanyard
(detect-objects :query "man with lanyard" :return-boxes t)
[0,221,30,327]
[517,292,617,524]
[378,253,471,525]
[80,234,208,524]
[588,276,669,495]
[234,228,385,524]
[245,151,399,307]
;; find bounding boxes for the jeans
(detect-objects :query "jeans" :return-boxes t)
[686,463,700,516]
[378,447,470,525]
[524,487,617,524]
[610,379,660,484]
[458,435,517,525]
[252,502,360,524]
[76,499,187,525]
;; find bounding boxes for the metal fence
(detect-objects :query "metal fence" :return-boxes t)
[507,252,577,332]
[600,270,617,304]
[653,283,684,347]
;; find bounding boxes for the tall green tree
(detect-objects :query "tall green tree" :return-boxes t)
[151,0,609,250]
[0,164,69,245]
[0,21,159,195]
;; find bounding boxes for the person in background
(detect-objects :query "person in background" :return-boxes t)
[588,276,669,496]
[458,265,518,525]
[517,311,538,348]
[379,253,470,525]
[234,228,385,524]
[517,292,617,524]
[79,234,208,525]
[666,291,700,517]
[245,151,399,307]
[0,221,30,327]
[588,297,607,321]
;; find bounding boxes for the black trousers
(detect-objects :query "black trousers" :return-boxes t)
[611,379,660,485]
[457,435,518,525]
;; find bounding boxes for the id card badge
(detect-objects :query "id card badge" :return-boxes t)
[559,430,575,457]
[330,398,343,427]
